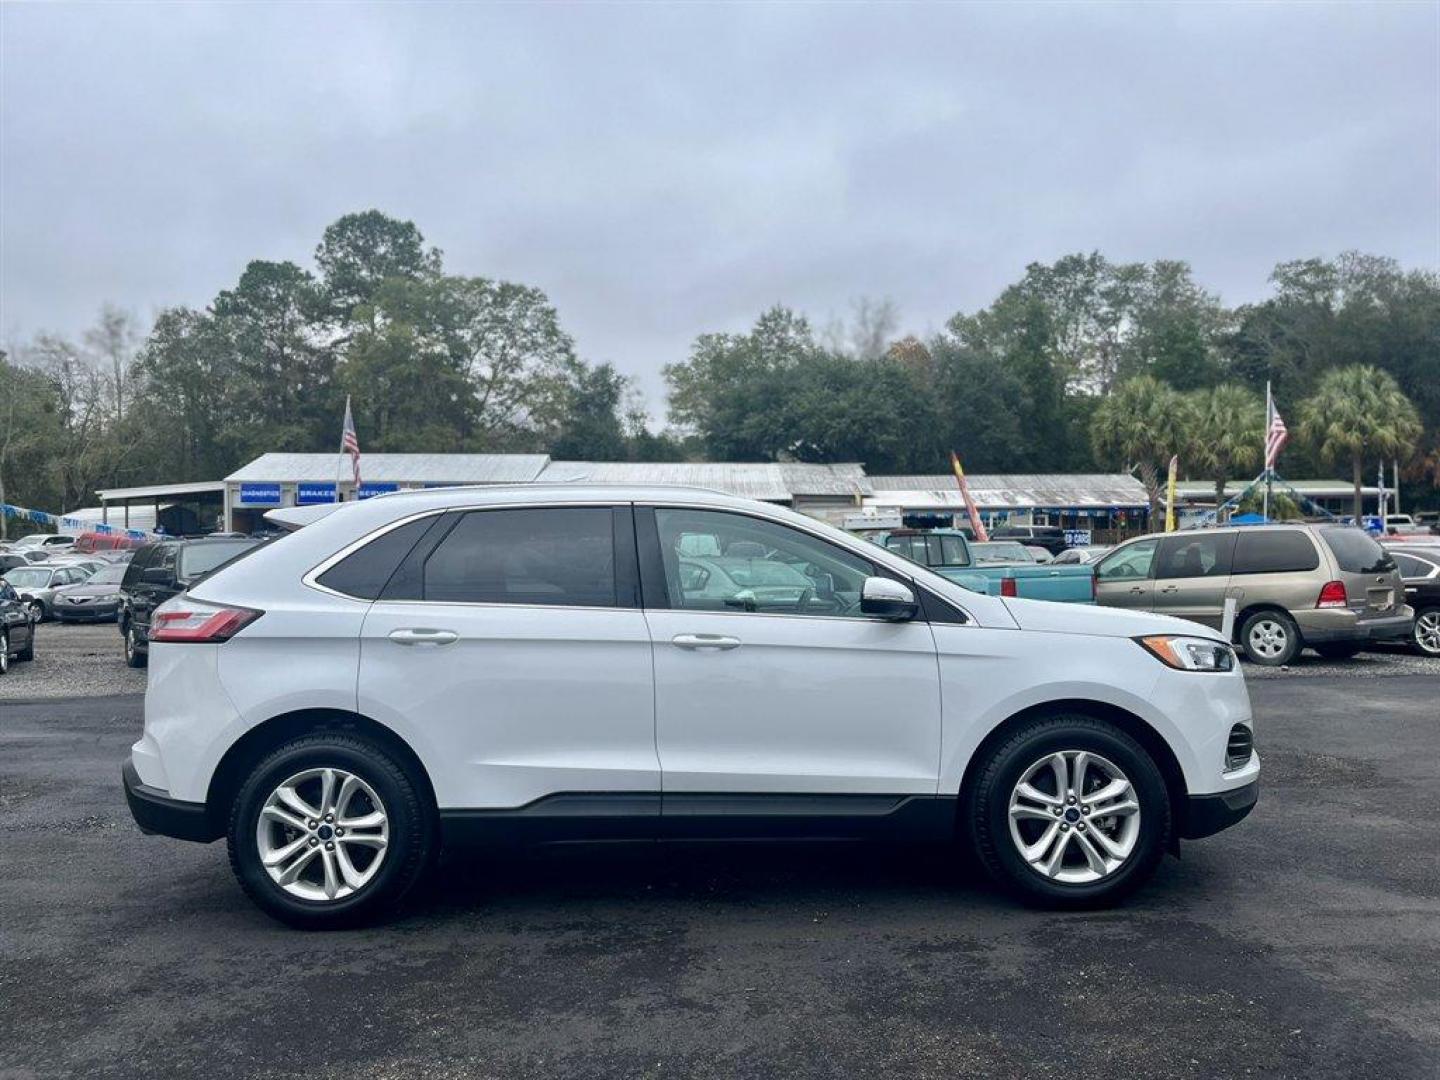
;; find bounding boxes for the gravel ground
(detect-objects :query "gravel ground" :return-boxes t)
[2,621,1436,703]
[0,621,146,701]
[1,677,1437,1079]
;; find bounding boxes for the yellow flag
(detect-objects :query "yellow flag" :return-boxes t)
[1165,455,1178,532]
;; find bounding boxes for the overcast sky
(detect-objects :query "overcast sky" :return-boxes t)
[3,2,1437,410]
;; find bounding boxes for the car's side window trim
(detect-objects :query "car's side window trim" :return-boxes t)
[636,502,949,624]
[359,503,638,611]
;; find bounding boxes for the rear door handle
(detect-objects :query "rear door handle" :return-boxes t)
[1129,587,1145,595]
[388,628,459,646]
[1161,585,1178,594]
[671,633,741,651]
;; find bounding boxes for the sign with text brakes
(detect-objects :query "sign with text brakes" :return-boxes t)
[296,483,337,505]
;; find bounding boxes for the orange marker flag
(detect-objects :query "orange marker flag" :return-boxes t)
[950,451,989,542]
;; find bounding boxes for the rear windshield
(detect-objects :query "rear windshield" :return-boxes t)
[1319,527,1394,574]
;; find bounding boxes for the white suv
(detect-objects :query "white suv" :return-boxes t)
[123,486,1259,927]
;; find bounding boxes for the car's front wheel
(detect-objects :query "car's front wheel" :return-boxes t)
[227,734,434,929]
[1413,607,1440,658]
[969,714,1170,908]
[0,629,9,676]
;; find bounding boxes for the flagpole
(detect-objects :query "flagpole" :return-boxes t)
[336,395,348,503]
[1263,383,1272,522]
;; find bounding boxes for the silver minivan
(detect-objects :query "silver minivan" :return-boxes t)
[1095,524,1412,665]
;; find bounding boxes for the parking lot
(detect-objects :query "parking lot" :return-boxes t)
[1,627,1437,1078]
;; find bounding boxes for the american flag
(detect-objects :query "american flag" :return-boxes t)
[341,396,361,487]
[1264,382,1288,471]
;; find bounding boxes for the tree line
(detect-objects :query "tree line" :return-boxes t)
[3,212,1437,525]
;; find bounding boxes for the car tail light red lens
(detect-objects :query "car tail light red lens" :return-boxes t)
[149,600,261,643]
[1316,580,1348,609]
[1000,577,1018,598]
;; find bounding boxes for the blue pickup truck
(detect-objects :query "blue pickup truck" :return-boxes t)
[872,529,1095,603]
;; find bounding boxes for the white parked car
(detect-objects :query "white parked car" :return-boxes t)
[123,486,1259,928]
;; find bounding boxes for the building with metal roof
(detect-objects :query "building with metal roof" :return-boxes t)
[864,473,1150,533]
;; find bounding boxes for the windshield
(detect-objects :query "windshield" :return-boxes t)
[970,541,1034,564]
[84,564,127,586]
[178,540,258,580]
[1319,527,1393,574]
[4,567,52,588]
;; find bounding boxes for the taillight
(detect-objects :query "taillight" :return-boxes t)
[1000,577,1018,598]
[149,599,261,643]
[1316,580,1348,609]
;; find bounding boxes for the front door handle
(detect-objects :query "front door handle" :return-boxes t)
[388,628,459,646]
[1129,586,1145,595]
[671,633,741,651]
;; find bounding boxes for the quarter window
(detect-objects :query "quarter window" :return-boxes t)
[420,508,617,607]
[654,508,874,617]
[1231,530,1320,575]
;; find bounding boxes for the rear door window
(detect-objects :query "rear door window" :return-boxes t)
[1317,527,1394,574]
[1391,553,1439,578]
[1231,530,1320,574]
[420,507,617,607]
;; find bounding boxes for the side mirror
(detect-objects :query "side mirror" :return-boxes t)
[860,577,918,621]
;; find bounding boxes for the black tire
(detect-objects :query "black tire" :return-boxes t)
[968,713,1171,909]
[1313,642,1364,661]
[16,626,34,662]
[28,600,47,624]
[1239,609,1301,667]
[123,624,147,668]
[0,630,9,676]
[227,733,434,929]
[1412,606,1440,658]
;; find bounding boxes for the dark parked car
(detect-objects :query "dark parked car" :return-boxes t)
[120,537,259,667]
[0,553,30,575]
[1,578,37,675]
[990,525,1069,556]
[52,562,128,623]
[1388,545,1440,657]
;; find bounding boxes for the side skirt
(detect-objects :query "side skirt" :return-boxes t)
[439,793,958,848]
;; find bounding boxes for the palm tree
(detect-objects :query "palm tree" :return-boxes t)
[1092,375,1193,519]
[1298,365,1423,520]
[1187,384,1264,520]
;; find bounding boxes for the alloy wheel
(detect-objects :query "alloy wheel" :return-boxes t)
[256,767,390,902]
[1416,611,1440,657]
[1247,618,1289,661]
[1007,750,1141,884]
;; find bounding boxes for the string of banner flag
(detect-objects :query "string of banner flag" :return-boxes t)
[0,501,157,541]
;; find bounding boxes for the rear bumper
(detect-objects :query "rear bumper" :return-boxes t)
[1180,779,1258,839]
[122,759,219,842]
[1296,608,1413,644]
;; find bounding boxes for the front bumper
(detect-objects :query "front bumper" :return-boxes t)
[122,759,219,842]
[1180,778,1258,839]
[56,602,120,621]
[1296,607,1413,644]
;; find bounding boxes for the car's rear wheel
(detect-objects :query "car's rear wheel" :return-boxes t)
[1413,607,1440,658]
[1313,642,1364,661]
[1240,609,1300,666]
[0,630,9,676]
[969,714,1170,908]
[123,624,146,668]
[227,734,433,929]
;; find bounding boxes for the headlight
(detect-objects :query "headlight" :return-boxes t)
[1138,635,1236,672]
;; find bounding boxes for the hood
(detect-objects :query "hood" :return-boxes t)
[1001,596,1226,642]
